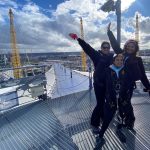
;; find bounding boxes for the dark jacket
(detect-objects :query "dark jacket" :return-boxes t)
[105,65,127,103]
[107,30,150,90]
[77,38,113,86]
[105,66,130,107]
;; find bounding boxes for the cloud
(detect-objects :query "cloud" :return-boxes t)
[120,0,136,12]
[0,14,5,23]
[115,12,150,50]
[0,0,149,53]
[140,16,150,34]
[0,0,18,8]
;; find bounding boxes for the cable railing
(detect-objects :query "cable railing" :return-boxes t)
[0,63,91,112]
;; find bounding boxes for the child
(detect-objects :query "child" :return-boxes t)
[98,54,130,144]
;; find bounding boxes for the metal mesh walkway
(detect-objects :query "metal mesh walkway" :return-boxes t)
[48,89,150,150]
[1,89,150,150]
[0,101,78,150]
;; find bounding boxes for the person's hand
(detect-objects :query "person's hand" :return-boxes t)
[69,33,78,40]
[107,22,111,32]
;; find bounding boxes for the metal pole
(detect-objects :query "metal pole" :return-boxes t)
[70,63,72,78]
[88,58,92,89]
[116,0,121,46]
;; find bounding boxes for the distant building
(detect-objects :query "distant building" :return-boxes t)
[139,50,150,56]
[2,51,149,71]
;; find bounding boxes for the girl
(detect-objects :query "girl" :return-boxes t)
[98,54,129,143]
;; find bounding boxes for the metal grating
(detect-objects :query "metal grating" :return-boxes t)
[1,89,150,150]
[48,89,150,150]
[0,101,78,150]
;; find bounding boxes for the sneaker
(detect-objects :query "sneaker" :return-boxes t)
[126,126,133,130]
[126,122,134,130]
[91,126,100,134]
[117,123,123,130]
[117,123,126,129]
[96,137,105,147]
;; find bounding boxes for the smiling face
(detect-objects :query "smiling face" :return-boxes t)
[113,54,124,67]
[101,43,110,55]
[125,42,136,54]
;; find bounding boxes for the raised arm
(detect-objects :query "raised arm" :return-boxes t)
[107,23,123,54]
[69,33,99,61]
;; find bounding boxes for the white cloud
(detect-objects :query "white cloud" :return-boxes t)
[0,0,18,8]
[0,0,149,53]
[93,0,136,12]
[118,12,150,50]
[0,14,5,23]
[120,0,136,12]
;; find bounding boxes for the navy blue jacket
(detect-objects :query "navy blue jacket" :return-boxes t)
[105,67,126,102]
[105,66,130,106]
[107,30,150,90]
[77,38,113,86]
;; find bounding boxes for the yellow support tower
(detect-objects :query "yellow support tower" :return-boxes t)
[9,8,22,78]
[135,13,139,56]
[80,17,87,71]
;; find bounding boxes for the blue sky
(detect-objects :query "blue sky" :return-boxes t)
[0,0,150,53]
[124,0,150,17]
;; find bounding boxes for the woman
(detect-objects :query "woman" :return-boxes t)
[107,23,150,129]
[69,33,113,133]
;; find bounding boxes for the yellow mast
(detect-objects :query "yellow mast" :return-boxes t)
[80,17,87,71]
[135,13,139,43]
[9,8,22,78]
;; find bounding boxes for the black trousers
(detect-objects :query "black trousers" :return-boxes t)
[91,83,105,127]
[99,103,116,138]
[98,85,136,137]
[124,87,135,127]
[117,84,135,128]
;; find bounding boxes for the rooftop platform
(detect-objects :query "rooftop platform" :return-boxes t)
[1,89,150,150]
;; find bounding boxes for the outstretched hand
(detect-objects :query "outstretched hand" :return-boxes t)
[69,33,78,40]
[107,23,111,31]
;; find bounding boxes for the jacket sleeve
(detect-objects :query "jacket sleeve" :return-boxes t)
[77,38,99,61]
[107,30,123,54]
[138,57,150,89]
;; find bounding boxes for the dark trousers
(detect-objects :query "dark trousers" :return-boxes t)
[99,103,116,137]
[91,83,105,127]
[124,87,135,127]
[117,84,135,128]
